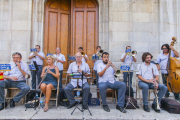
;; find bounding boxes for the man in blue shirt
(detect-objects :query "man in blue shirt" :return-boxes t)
[156,44,180,100]
[137,52,167,112]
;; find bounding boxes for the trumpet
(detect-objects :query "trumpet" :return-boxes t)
[81,52,85,56]
[110,63,122,77]
[153,80,161,111]
[128,50,137,57]
[96,49,104,57]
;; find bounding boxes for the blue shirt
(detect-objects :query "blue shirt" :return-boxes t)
[136,62,159,81]
[67,62,90,87]
[156,50,175,74]
[97,63,115,84]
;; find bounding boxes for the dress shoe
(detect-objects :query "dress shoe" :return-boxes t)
[143,105,150,112]
[10,99,15,108]
[116,105,126,113]
[165,93,170,98]
[152,103,160,113]
[175,95,180,100]
[67,101,78,109]
[0,102,7,111]
[83,104,88,110]
[102,105,110,112]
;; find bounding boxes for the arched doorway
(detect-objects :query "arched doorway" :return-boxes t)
[44,0,99,81]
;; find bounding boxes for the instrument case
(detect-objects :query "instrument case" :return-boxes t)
[161,98,180,114]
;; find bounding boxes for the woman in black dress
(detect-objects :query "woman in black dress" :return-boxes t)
[40,55,59,112]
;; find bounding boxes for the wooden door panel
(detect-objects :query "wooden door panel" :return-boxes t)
[48,12,58,53]
[72,0,98,69]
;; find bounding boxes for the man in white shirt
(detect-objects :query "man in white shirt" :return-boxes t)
[64,52,90,109]
[0,52,30,110]
[97,52,126,113]
[53,47,66,89]
[121,46,137,87]
[28,45,45,89]
[156,44,180,100]
[92,46,103,87]
[78,47,88,63]
[137,52,167,113]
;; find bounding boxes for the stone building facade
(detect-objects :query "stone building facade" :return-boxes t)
[0,0,180,66]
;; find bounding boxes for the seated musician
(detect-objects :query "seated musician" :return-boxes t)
[0,52,30,111]
[97,52,126,113]
[137,52,167,113]
[64,52,90,109]
[40,55,59,112]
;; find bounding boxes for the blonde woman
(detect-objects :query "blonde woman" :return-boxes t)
[40,55,59,112]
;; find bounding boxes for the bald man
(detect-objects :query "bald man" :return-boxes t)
[64,52,90,110]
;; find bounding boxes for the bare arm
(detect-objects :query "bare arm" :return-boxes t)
[47,67,59,79]
[41,67,46,78]
[156,64,161,71]
[36,53,45,60]
[28,54,34,59]
[173,50,179,58]
[121,54,127,62]
[98,62,111,77]
[132,56,137,62]
[84,56,89,61]
[57,59,66,64]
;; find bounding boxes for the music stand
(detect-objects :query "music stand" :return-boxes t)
[122,63,138,111]
[71,72,92,116]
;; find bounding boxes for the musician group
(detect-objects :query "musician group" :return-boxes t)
[0,43,179,114]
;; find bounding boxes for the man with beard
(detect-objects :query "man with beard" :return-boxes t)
[97,52,126,113]
[137,52,167,113]
[156,44,180,100]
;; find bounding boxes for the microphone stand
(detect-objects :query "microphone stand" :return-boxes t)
[71,71,92,116]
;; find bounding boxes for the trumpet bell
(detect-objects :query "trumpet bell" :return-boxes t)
[81,52,85,56]
[132,50,137,57]
[115,70,121,76]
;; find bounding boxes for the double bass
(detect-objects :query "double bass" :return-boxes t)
[167,37,180,93]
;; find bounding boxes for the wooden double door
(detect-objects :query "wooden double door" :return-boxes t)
[44,0,99,79]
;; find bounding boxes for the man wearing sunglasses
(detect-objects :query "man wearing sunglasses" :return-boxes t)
[156,44,180,100]
[0,52,30,110]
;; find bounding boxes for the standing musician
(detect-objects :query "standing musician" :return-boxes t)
[64,52,90,109]
[40,55,59,112]
[137,52,167,112]
[156,44,180,100]
[121,46,137,87]
[28,45,45,89]
[97,52,126,113]
[78,47,89,63]
[0,52,30,111]
[53,47,66,89]
[92,46,103,87]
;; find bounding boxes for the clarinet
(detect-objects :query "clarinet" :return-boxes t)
[37,67,50,89]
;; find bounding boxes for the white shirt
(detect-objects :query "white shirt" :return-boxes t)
[156,50,175,74]
[121,53,135,70]
[67,62,90,87]
[53,53,66,71]
[97,63,115,84]
[29,51,45,65]
[136,62,159,82]
[4,61,29,81]
[82,54,88,63]
[92,54,103,71]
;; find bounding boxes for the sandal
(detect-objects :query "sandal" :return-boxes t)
[44,104,48,112]
[43,98,46,104]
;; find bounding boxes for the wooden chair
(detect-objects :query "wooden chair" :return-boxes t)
[6,78,29,104]
[39,77,60,108]
[97,88,117,106]
[135,76,155,107]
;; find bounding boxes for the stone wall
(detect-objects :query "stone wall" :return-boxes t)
[0,0,180,64]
